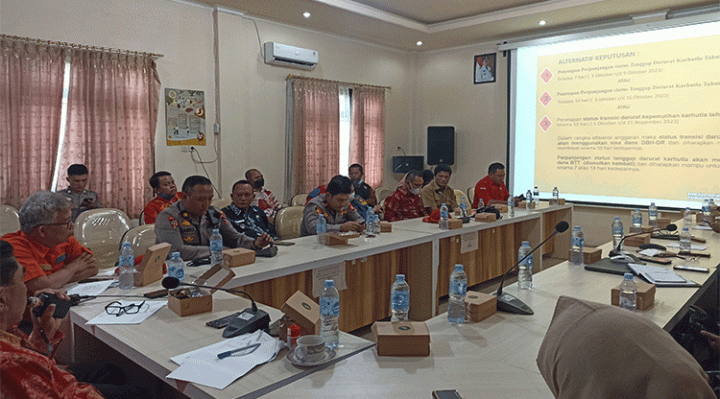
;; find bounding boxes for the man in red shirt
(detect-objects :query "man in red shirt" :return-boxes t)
[472,163,510,208]
[1,191,97,293]
[143,171,182,224]
[384,170,428,222]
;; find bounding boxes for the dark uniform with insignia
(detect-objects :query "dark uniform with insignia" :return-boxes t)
[154,200,256,260]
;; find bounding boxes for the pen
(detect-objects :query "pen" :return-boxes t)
[217,343,261,359]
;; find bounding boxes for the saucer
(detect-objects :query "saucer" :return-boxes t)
[286,347,336,367]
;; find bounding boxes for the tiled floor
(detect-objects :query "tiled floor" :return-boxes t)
[350,256,567,340]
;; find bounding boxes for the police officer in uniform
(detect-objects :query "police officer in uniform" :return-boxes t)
[155,175,273,260]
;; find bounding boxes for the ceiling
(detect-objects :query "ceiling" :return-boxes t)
[194,0,718,51]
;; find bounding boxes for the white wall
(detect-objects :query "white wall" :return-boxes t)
[215,11,415,202]
[2,0,218,193]
[2,0,416,206]
[414,46,508,198]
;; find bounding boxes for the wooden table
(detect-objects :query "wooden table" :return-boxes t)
[259,224,718,398]
[70,284,375,399]
[181,204,571,332]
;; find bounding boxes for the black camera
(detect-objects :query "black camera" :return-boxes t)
[30,293,78,319]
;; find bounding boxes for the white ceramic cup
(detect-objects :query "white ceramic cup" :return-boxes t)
[294,335,326,363]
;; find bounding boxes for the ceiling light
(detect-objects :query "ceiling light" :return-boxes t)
[303,12,311,18]
[416,41,423,46]
[538,20,547,26]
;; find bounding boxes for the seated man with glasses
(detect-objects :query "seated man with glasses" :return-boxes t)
[1,191,97,292]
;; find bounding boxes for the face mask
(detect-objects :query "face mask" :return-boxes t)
[254,178,264,189]
[159,193,174,200]
[348,193,355,201]
[410,188,421,195]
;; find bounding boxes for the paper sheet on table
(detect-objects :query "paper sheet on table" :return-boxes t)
[638,248,663,257]
[312,263,347,297]
[665,243,708,251]
[85,300,166,325]
[167,331,281,390]
[67,280,114,297]
[693,225,712,230]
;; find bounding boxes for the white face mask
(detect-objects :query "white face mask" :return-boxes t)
[410,188,421,195]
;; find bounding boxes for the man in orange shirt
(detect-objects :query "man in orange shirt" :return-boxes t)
[143,171,182,224]
[1,191,97,293]
[472,163,510,208]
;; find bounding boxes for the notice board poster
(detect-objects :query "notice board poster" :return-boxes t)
[165,88,206,146]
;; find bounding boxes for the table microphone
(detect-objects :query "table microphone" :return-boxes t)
[496,221,570,315]
[608,223,677,258]
[162,277,270,338]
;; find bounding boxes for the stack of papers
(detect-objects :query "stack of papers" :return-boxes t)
[628,264,699,287]
[167,330,282,389]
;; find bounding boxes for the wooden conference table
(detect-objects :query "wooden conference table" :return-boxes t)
[183,203,572,332]
[256,222,720,398]
[69,213,716,398]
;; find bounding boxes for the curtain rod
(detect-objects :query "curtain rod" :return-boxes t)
[0,34,163,59]
[286,74,390,90]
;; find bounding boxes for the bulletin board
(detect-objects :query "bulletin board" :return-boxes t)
[165,88,206,146]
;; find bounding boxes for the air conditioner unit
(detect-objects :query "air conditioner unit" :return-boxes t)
[263,42,318,70]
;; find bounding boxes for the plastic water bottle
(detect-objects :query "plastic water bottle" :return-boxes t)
[210,228,223,266]
[439,203,449,229]
[316,213,327,244]
[390,274,410,321]
[526,189,533,203]
[612,217,624,251]
[365,213,375,237]
[507,196,514,218]
[166,251,185,281]
[373,214,381,235]
[533,187,540,205]
[619,273,637,311]
[476,198,484,208]
[320,279,339,349]
[448,264,467,325]
[702,199,711,223]
[570,226,584,266]
[648,202,658,227]
[631,209,642,232]
[517,241,533,289]
[683,207,693,226]
[680,227,691,252]
[552,187,559,202]
[710,198,716,210]
[118,241,136,290]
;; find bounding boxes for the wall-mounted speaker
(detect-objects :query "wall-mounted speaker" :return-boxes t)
[427,126,455,165]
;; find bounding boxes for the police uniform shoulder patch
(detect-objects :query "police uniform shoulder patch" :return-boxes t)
[168,216,179,229]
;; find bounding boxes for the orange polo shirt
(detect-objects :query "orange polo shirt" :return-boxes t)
[0,231,92,283]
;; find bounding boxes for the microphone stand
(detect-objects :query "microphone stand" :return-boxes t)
[608,224,677,258]
[496,225,567,315]
[162,278,270,337]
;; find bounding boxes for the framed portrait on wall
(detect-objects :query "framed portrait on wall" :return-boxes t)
[474,53,496,84]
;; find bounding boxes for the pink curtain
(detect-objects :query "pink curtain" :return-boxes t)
[291,78,340,195]
[58,50,160,218]
[350,86,385,188]
[0,38,66,207]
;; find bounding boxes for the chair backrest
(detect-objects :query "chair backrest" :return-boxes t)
[120,224,157,258]
[375,187,393,203]
[74,209,132,269]
[0,205,20,236]
[291,194,307,207]
[211,197,231,210]
[275,206,304,240]
[454,189,471,209]
[466,187,474,204]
